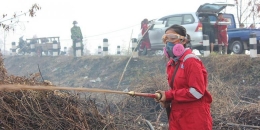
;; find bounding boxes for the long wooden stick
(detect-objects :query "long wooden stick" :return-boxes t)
[0,85,161,99]
[0,84,128,95]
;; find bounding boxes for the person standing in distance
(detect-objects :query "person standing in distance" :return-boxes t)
[201,15,215,53]
[139,19,152,55]
[71,21,83,56]
[215,13,229,54]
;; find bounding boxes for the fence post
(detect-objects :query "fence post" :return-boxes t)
[250,33,257,58]
[11,42,16,56]
[98,46,102,55]
[132,38,138,58]
[117,45,120,55]
[30,41,36,56]
[75,42,82,57]
[103,38,108,56]
[52,40,59,56]
[203,35,210,57]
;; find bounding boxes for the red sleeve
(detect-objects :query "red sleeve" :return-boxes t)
[165,58,207,102]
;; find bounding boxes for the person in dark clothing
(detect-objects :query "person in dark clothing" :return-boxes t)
[71,21,83,57]
[201,15,215,53]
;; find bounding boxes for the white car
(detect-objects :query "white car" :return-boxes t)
[137,2,234,54]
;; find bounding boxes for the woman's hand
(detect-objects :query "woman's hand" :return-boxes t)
[155,90,166,102]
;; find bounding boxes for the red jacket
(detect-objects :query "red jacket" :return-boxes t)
[142,24,149,36]
[165,49,212,109]
[215,18,228,34]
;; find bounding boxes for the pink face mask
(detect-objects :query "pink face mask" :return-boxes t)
[163,42,185,58]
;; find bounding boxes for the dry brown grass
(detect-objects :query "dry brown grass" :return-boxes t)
[118,54,260,129]
[0,54,259,129]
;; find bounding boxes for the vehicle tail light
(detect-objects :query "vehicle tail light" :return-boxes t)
[195,22,202,32]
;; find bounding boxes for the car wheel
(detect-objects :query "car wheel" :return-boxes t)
[231,40,244,54]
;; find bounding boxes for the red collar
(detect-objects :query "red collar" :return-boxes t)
[179,48,192,61]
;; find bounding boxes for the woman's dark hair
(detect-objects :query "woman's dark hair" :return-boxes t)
[165,24,190,47]
[141,18,149,29]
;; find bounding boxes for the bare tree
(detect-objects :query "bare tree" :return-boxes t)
[234,0,260,27]
[0,3,41,31]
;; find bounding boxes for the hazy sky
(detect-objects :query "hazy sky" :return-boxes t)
[1,0,235,54]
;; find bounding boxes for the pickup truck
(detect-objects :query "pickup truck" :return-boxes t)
[224,13,260,54]
[137,2,260,55]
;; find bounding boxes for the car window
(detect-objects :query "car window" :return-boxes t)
[209,16,217,21]
[153,20,166,29]
[225,18,231,22]
[183,14,194,24]
[166,16,182,27]
[225,18,233,28]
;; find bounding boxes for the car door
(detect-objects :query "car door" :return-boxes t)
[166,14,201,46]
[181,14,199,47]
[147,19,166,49]
[223,13,236,29]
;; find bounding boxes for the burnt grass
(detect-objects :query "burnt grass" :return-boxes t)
[1,54,260,129]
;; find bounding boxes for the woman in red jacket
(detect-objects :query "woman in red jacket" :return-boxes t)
[156,24,212,130]
[139,19,151,54]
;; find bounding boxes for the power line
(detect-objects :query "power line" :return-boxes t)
[83,18,158,39]
[0,11,29,23]
[83,23,139,38]
[48,18,159,42]
[59,24,140,41]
